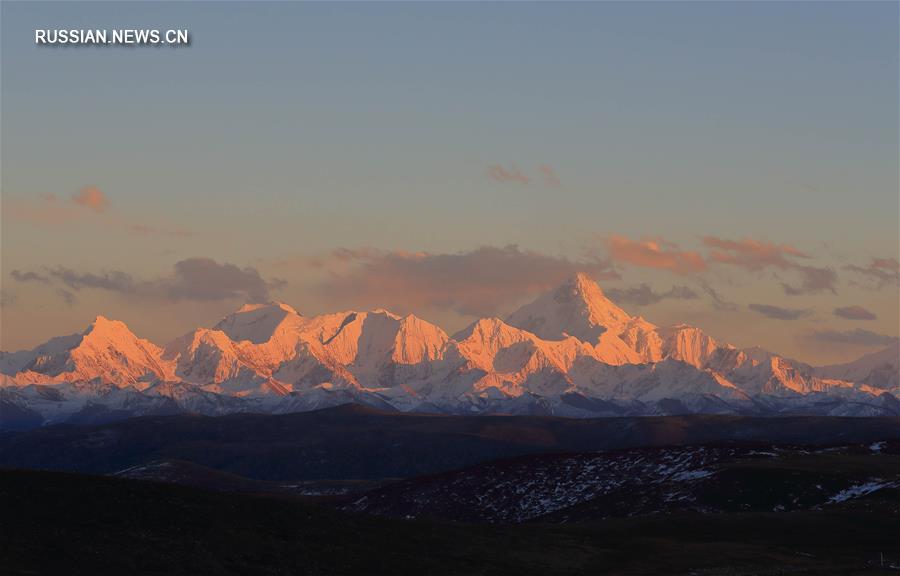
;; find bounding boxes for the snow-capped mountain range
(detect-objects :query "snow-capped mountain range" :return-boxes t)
[2,273,898,427]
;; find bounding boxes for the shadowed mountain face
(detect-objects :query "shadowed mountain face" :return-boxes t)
[2,404,899,482]
[1,274,898,428]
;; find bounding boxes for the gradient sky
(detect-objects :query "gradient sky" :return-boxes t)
[2,1,898,365]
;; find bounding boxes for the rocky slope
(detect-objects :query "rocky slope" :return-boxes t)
[344,442,900,523]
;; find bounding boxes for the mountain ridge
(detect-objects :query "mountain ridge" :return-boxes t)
[2,273,897,427]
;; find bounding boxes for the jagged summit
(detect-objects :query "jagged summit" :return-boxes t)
[506,273,633,342]
[0,314,172,387]
[570,271,604,292]
[83,315,135,337]
[453,317,523,342]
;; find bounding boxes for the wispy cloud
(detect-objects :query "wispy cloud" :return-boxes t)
[605,283,699,307]
[833,305,877,321]
[806,329,898,347]
[702,236,836,295]
[703,236,808,271]
[9,258,283,305]
[57,289,76,306]
[780,265,838,296]
[845,257,899,288]
[486,163,561,187]
[10,270,50,284]
[46,267,135,292]
[748,303,812,321]
[606,235,707,275]
[486,164,529,185]
[698,281,739,311]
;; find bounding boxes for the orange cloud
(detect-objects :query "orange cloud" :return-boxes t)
[606,235,707,275]
[702,236,836,295]
[486,164,529,184]
[72,186,110,213]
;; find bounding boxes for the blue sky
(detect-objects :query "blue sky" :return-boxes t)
[2,1,898,364]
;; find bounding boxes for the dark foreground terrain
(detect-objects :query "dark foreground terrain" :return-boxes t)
[3,407,900,574]
[1,469,899,575]
[3,404,899,481]
[344,442,900,523]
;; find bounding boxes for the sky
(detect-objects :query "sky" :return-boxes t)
[1,1,898,365]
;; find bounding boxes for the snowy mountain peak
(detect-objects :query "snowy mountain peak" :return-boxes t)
[455,317,530,343]
[506,273,633,342]
[392,314,449,364]
[452,317,540,372]
[80,316,159,353]
[214,301,305,344]
[3,288,898,425]
[570,271,603,293]
[85,314,128,333]
[0,315,173,388]
[817,343,900,390]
